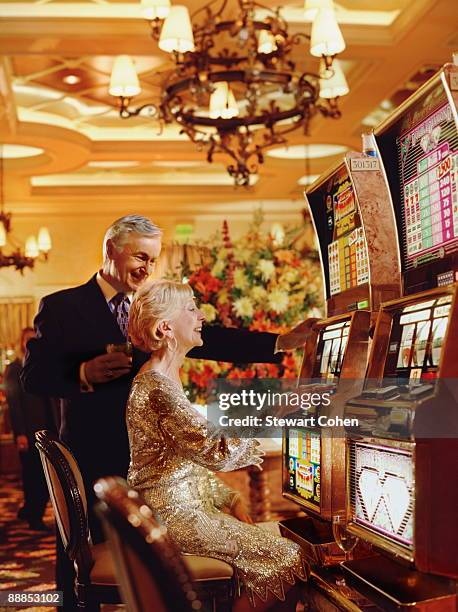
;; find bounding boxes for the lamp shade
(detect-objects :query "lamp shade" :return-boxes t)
[257,30,278,54]
[310,7,345,57]
[38,226,52,252]
[209,83,227,119]
[141,0,170,20]
[319,59,349,98]
[159,5,195,53]
[209,82,239,119]
[109,55,141,98]
[304,0,333,22]
[224,88,239,119]
[0,222,6,247]
[25,236,39,258]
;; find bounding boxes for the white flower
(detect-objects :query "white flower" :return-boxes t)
[281,269,298,284]
[251,285,267,301]
[233,269,249,290]
[200,303,217,323]
[257,259,276,281]
[268,289,289,313]
[233,297,254,319]
[211,260,225,277]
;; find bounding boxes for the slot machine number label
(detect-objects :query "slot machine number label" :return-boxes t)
[437,156,451,180]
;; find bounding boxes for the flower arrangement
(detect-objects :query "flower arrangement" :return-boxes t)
[177,210,324,403]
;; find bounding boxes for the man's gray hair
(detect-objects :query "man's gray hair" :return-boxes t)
[103,215,162,260]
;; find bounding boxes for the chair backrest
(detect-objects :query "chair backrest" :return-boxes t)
[94,476,201,612]
[35,430,93,580]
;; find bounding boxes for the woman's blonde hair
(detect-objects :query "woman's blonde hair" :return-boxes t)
[128,279,193,352]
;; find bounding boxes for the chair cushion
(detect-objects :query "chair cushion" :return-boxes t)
[182,555,234,581]
[91,544,233,585]
[90,543,117,585]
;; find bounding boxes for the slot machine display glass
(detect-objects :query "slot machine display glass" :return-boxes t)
[316,166,370,299]
[284,428,321,512]
[376,79,458,292]
[349,441,414,553]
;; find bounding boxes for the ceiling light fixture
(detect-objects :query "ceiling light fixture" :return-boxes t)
[0,148,52,272]
[63,74,81,85]
[109,0,348,186]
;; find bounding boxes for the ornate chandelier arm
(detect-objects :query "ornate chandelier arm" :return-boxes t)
[116,97,159,119]
[316,97,342,119]
[0,252,35,273]
[191,0,228,23]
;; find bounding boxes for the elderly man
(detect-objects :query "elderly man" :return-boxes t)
[22,214,316,608]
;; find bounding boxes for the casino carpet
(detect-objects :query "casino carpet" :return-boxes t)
[0,475,124,612]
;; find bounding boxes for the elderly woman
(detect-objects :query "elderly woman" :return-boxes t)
[126,279,308,610]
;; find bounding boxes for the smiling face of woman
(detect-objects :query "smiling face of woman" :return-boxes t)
[169,297,205,353]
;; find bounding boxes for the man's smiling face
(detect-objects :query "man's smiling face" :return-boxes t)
[107,232,162,292]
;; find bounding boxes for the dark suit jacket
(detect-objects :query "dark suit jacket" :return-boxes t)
[21,275,281,484]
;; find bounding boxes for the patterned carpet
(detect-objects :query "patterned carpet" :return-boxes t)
[0,475,56,611]
[0,475,124,612]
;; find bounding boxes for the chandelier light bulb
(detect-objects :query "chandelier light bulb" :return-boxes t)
[257,30,278,54]
[304,0,334,22]
[109,56,141,98]
[159,5,195,53]
[319,58,349,98]
[310,7,345,58]
[0,222,6,247]
[141,0,170,20]
[37,226,52,252]
[25,235,39,259]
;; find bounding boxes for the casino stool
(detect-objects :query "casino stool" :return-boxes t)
[94,476,237,612]
[35,430,121,611]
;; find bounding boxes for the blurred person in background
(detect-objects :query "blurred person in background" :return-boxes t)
[4,327,56,531]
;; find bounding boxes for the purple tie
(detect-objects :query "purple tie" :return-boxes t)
[109,293,130,338]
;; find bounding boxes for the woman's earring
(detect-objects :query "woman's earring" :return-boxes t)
[167,335,178,352]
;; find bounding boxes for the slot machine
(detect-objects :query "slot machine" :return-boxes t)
[280,151,401,609]
[343,62,458,610]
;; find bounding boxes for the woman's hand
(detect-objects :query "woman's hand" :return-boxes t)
[231,497,254,524]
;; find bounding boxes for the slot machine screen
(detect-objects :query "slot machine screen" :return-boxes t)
[384,294,452,380]
[284,428,321,511]
[376,80,458,292]
[349,440,414,551]
[309,166,369,300]
[314,320,351,380]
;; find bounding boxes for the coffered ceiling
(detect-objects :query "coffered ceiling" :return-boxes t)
[0,0,457,221]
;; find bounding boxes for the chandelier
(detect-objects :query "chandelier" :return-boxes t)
[109,0,349,186]
[0,149,52,272]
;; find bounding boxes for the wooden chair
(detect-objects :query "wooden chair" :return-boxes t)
[94,476,237,612]
[35,430,121,611]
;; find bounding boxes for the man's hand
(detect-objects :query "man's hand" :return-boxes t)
[84,352,132,384]
[231,497,254,524]
[276,317,320,351]
[16,435,29,452]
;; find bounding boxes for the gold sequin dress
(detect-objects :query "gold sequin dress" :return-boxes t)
[127,370,308,605]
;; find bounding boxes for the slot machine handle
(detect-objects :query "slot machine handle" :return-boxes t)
[332,514,358,557]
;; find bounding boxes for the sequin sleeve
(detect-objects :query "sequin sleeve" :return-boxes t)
[206,471,241,510]
[155,376,263,472]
